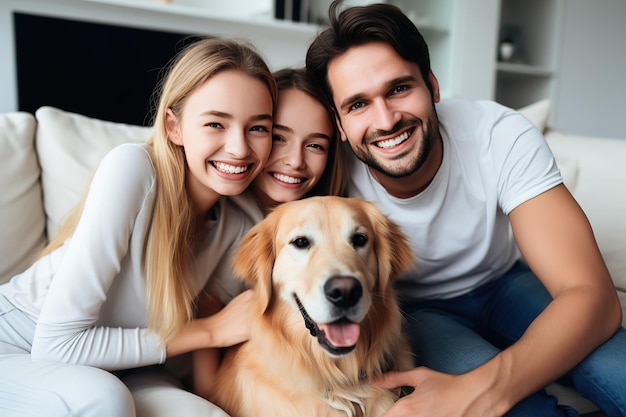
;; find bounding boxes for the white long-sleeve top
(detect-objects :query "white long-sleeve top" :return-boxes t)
[0,143,255,371]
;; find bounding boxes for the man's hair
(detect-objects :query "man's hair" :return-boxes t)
[306,0,432,109]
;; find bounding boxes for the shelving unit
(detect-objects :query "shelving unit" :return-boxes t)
[383,0,453,98]
[387,0,501,101]
[494,0,565,109]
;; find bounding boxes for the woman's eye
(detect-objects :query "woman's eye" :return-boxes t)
[250,125,270,133]
[206,122,223,128]
[307,143,326,151]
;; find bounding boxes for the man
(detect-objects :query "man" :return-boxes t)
[306,1,626,416]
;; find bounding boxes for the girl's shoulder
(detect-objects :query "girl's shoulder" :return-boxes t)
[99,143,155,177]
[103,142,152,165]
[91,143,156,197]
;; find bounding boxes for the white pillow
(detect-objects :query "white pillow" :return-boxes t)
[35,107,153,239]
[517,99,551,133]
[0,112,46,283]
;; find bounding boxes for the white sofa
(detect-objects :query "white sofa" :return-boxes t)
[0,104,623,415]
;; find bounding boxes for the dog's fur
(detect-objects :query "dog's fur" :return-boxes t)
[208,196,415,417]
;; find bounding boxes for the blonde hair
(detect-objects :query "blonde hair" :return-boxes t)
[38,37,278,344]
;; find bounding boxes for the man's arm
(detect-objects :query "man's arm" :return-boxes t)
[375,184,622,417]
[497,183,622,405]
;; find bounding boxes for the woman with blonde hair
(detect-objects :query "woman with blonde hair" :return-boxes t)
[0,37,277,417]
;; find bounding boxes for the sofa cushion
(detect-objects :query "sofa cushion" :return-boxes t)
[518,98,551,133]
[0,112,46,284]
[35,107,152,239]
[545,130,626,295]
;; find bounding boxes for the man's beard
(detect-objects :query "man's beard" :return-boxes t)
[349,116,437,179]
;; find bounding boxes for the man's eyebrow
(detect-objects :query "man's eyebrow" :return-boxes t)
[339,75,418,111]
[339,93,365,112]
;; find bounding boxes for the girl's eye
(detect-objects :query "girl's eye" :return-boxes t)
[250,125,270,133]
[272,134,286,143]
[307,143,326,152]
[206,122,223,128]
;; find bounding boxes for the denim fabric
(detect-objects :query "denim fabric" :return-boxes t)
[402,262,626,417]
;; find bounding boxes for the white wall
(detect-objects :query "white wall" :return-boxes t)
[552,0,626,138]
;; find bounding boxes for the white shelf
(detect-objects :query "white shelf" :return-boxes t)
[82,0,319,34]
[496,62,553,78]
[494,0,564,109]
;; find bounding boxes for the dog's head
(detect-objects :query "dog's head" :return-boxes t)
[232,196,414,357]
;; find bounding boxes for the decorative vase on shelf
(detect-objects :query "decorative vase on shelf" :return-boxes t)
[499,41,515,62]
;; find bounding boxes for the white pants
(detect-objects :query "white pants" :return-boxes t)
[0,294,229,417]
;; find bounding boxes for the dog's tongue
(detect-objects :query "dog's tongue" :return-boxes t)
[319,322,360,347]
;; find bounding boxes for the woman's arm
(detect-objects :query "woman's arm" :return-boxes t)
[32,144,165,370]
[190,291,225,400]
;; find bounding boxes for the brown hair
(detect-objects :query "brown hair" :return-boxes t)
[306,0,433,110]
[272,67,347,197]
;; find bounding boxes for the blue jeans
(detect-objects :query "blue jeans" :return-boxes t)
[401,262,626,417]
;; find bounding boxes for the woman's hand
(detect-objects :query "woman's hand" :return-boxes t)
[204,289,255,347]
[166,289,256,357]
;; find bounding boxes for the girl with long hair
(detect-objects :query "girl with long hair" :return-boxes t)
[0,37,277,417]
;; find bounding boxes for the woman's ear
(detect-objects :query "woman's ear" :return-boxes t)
[165,108,183,146]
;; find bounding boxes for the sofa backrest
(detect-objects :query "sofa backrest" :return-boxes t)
[0,107,151,284]
[0,112,46,281]
[35,106,152,239]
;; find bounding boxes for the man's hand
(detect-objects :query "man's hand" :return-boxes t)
[373,367,501,417]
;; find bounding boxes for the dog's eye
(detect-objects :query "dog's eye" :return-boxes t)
[351,233,368,248]
[291,236,311,249]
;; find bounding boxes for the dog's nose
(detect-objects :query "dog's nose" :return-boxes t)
[324,276,363,309]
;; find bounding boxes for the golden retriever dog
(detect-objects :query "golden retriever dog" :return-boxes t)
[209,196,415,417]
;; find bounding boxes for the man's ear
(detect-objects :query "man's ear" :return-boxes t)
[165,108,183,146]
[429,70,441,104]
[334,110,348,143]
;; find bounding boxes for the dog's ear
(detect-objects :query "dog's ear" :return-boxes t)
[231,218,276,312]
[365,202,414,293]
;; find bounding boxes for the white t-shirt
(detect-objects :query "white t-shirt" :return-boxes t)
[0,143,256,370]
[346,99,562,301]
